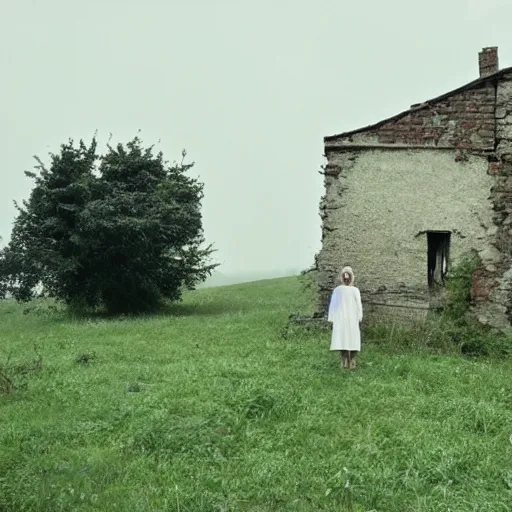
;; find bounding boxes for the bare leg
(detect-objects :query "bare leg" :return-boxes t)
[349,351,357,369]
[340,351,348,369]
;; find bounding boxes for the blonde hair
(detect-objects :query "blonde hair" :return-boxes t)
[340,266,355,285]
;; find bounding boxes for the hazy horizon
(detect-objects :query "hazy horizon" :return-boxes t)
[2,0,511,277]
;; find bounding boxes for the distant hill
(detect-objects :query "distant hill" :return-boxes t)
[197,268,302,289]
[0,269,303,297]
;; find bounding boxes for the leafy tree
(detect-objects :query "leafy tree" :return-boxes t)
[0,136,218,313]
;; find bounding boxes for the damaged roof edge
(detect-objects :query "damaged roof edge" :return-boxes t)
[324,67,512,143]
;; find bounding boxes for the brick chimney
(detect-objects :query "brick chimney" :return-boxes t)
[479,47,499,77]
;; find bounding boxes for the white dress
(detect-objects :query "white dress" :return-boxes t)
[328,285,363,351]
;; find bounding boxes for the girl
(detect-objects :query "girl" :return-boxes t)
[328,266,363,370]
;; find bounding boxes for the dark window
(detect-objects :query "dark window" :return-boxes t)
[427,231,450,287]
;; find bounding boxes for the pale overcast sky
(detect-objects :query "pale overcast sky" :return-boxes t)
[1,0,511,275]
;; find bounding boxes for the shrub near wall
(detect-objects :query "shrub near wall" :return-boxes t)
[362,252,512,358]
[436,251,512,358]
[432,251,511,357]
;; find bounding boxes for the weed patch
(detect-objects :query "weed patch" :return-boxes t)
[0,345,43,395]
[75,352,96,366]
[125,412,243,462]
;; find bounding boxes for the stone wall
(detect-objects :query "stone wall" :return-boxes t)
[316,149,494,318]
[471,72,512,330]
[317,73,512,332]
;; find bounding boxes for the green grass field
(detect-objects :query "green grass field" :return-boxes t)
[1,277,511,511]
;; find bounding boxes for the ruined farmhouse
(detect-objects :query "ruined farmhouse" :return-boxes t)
[316,47,512,331]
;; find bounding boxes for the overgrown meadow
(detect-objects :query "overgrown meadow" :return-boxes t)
[1,276,511,511]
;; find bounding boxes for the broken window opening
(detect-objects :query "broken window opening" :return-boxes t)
[427,231,450,288]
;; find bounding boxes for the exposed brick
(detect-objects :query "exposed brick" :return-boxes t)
[479,47,499,77]
[358,83,497,148]
[488,162,503,175]
[471,268,497,301]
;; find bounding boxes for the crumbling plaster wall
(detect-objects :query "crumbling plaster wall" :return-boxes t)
[317,150,494,317]
[316,75,512,330]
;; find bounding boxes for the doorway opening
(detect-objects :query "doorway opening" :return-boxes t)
[427,231,450,288]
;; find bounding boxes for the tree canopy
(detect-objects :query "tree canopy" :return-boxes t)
[0,136,218,313]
